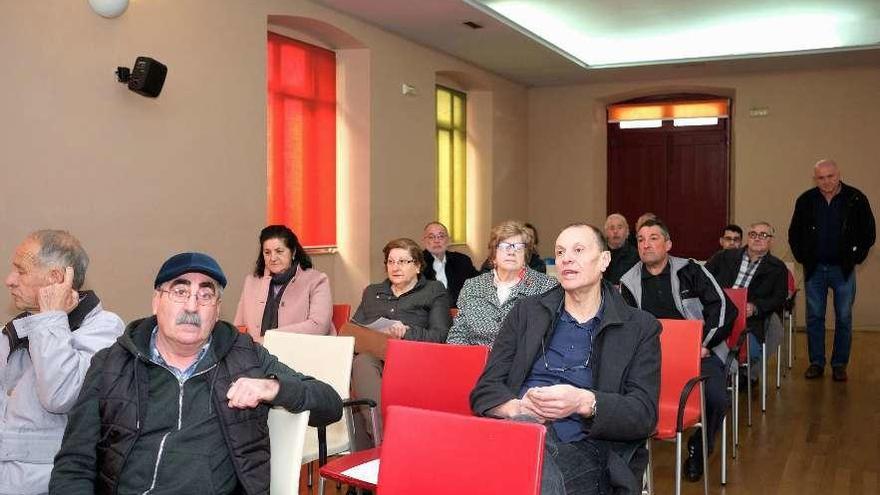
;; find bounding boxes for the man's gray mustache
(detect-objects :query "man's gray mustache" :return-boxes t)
[176,311,202,326]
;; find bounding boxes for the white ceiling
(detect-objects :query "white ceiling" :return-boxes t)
[314,0,880,86]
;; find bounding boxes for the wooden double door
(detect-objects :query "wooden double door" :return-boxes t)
[607,118,730,260]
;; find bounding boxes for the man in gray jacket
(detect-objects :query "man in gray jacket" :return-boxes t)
[620,219,736,483]
[1,230,124,495]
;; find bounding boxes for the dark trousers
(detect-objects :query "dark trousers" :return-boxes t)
[541,429,611,495]
[691,354,728,453]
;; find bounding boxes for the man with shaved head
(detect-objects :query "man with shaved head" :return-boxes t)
[789,159,875,381]
[471,223,659,494]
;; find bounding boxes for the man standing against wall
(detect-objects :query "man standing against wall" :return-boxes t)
[789,159,875,381]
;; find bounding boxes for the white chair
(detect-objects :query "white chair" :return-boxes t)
[269,409,310,495]
[263,331,356,494]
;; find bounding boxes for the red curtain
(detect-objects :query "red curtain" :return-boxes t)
[267,33,336,247]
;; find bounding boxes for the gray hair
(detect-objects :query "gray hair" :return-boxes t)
[27,230,89,289]
[748,221,776,235]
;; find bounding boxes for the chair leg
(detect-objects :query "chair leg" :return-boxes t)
[721,415,727,485]
[317,476,325,495]
[776,343,783,389]
[700,383,709,495]
[675,433,683,495]
[788,308,797,369]
[746,362,753,427]
[761,343,767,413]
[733,371,739,454]
[645,439,654,495]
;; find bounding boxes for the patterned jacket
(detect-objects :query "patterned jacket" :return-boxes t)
[446,268,557,348]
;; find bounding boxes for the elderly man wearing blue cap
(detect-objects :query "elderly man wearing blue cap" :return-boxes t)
[49,252,343,495]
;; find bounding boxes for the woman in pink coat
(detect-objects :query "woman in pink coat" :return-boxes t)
[234,225,334,342]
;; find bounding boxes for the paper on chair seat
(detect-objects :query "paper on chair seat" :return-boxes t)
[341,458,380,484]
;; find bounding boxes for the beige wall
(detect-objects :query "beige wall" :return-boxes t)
[0,0,528,322]
[527,65,880,329]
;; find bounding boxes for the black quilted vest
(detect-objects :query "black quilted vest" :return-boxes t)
[95,318,271,495]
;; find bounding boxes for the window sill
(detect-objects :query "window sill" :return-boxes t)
[304,246,338,255]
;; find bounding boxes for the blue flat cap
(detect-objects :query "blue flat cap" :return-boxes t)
[154,252,227,289]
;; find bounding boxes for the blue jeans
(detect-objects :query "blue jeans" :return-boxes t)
[805,264,856,368]
[541,429,610,495]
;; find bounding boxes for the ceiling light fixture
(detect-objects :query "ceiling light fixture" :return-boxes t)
[88,0,129,18]
[468,1,875,68]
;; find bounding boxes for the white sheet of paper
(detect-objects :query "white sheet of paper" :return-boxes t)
[340,458,380,484]
[361,317,401,331]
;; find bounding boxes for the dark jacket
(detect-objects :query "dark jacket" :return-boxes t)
[619,256,735,361]
[49,317,342,495]
[352,276,451,342]
[422,249,478,307]
[706,247,788,339]
[788,182,875,279]
[470,283,660,494]
[604,243,640,285]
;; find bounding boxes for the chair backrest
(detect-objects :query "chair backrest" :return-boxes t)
[723,287,748,361]
[263,331,355,462]
[377,406,545,495]
[655,319,703,433]
[332,303,352,332]
[380,340,489,419]
[268,409,310,495]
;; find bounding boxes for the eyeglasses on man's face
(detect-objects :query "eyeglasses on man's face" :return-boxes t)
[160,286,219,306]
[386,259,416,266]
[497,242,527,253]
[424,233,448,241]
[748,231,773,240]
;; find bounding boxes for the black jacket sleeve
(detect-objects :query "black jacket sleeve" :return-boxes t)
[751,260,788,319]
[403,283,451,342]
[588,314,661,441]
[788,193,810,265]
[261,344,343,427]
[851,191,876,264]
[681,261,735,349]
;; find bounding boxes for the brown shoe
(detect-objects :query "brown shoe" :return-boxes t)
[804,364,824,379]
[832,366,848,382]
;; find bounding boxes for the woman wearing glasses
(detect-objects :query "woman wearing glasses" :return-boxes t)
[350,237,451,448]
[447,221,557,348]
[234,225,333,342]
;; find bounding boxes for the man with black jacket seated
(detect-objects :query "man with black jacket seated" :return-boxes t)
[471,224,660,495]
[50,252,342,495]
[619,218,736,483]
[421,221,478,307]
[707,221,788,382]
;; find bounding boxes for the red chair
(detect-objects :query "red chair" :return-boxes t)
[319,340,490,491]
[332,304,351,333]
[646,319,707,495]
[721,287,748,484]
[377,405,545,495]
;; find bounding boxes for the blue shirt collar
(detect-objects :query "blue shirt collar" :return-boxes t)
[149,325,212,382]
